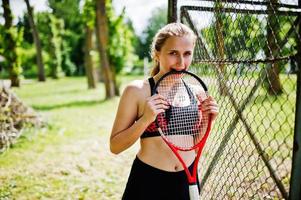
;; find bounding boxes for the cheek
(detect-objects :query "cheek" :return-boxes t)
[184,57,192,66]
[163,57,177,65]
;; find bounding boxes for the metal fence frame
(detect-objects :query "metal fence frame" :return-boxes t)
[168,0,301,199]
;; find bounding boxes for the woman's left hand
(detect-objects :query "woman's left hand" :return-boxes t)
[200,96,219,121]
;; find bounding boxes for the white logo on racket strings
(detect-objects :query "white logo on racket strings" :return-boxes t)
[173,92,190,107]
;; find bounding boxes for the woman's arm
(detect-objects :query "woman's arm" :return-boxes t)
[110,82,168,154]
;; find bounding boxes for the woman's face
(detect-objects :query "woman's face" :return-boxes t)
[156,35,195,75]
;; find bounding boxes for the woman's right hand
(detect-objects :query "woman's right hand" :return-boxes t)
[142,94,170,123]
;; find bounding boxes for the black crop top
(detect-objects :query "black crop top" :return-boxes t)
[140,77,161,139]
[140,77,202,139]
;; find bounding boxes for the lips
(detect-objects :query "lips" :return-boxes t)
[171,66,187,71]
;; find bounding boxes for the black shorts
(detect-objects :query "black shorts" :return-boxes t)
[122,156,200,200]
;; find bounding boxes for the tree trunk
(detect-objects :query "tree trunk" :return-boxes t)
[95,0,116,99]
[24,0,45,82]
[2,0,20,87]
[214,0,226,96]
[84,25,97,89]
[265,0,283,95]
[111,65,119,96]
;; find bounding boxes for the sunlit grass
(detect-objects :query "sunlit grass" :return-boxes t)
[0,73,296,199]
[200,73,296,198]
[0,75,142,199]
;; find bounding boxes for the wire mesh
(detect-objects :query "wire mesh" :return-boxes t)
[176,0,299,199]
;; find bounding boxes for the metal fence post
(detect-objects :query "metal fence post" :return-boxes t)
[168,0,178,23]
[288,4,301,198]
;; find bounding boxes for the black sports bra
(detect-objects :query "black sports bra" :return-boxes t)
[140,77,201,139]
[140,77,161,139]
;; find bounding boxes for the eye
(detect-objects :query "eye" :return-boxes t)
[184,52,192,56]
[169,51,177,56]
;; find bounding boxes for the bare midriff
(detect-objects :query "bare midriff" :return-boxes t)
[137,137,195,172]
[136,80,195,172]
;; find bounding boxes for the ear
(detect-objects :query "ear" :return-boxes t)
[154,51,160,62]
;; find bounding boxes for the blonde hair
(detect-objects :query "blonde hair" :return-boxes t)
[150,23,197,76]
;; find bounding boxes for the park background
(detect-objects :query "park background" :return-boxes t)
[0,0,300,199]
[1,0,168,199]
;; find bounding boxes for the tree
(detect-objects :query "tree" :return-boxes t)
[203,13,264,61]
[1,0,22,87]
[48,0,84,75]
[107,3,136,95]
[48,15,64,79]
[24,0,45,81]
[36,12,65,79]
[214,0,226,95]
[83,0,97,89]
[265,0,283,95]
[202,5,266,95]
[137,6,167,60]
[95,0,116,99]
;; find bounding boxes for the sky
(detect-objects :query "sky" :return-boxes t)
[113,0,167,34]
[1,0,167,35]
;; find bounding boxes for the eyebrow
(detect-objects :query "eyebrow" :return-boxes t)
[168,50,192,53]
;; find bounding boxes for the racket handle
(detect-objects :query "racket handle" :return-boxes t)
[189,184,200,200]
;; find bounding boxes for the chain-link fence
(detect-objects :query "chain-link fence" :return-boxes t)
[169,0,300,199]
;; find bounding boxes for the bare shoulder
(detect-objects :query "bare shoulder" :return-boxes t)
[122,79,150,97]
[117,79,150,117]
[127,79,145,89]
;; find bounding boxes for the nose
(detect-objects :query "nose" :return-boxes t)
[178,55,184,67]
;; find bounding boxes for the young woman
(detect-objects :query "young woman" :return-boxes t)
[110,23,219,200]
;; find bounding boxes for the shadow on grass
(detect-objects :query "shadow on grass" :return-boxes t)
[32,99,107,111]
[20,88,91,98]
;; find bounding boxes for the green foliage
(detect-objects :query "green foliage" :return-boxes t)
[15,14,36,78]
[48,0,82,32]
[201,12,297,75]
[18,45,37,77]
[35,12,65,78]
[277,15,297,58]
[106,2,136,74]
[82,0,96,29]
[136,6,167,60]
[49,15,64,78]
[48,0,84,75]
[37,11,78,78]
[0,24,23,79]
[16,14,33,44]
[203,13,265,61]
[15,11,75,78]
[0,25,5,57]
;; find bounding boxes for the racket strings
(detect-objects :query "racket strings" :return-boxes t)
[156,73,210,150]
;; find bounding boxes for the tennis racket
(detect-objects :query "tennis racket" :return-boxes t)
[153,70,212,200]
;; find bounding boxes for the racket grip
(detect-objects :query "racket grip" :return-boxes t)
[189,184,200,200]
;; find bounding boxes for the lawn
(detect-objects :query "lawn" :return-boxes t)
[0,73,297,199]
[0,76,141,200]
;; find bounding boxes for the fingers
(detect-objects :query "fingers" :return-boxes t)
[200,96,219,120]
[196,93,206,102]
[144,94,170,122]
[154,103,170,109]
[147,94,169,106]
[201,102,218,111]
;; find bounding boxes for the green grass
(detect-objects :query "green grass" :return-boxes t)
[0,76,141,200]
[0,74,296,199]
[200,74,296,198]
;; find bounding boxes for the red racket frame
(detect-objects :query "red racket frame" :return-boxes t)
[157,115,212,184]
[154,70,213,186]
